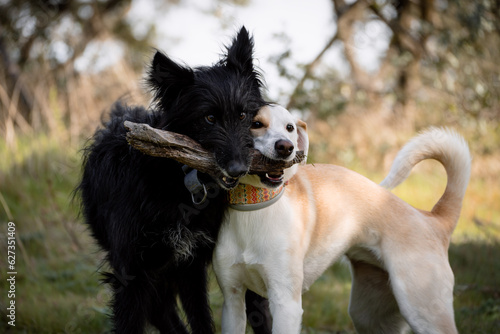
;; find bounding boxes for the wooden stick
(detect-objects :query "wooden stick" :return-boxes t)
[124,121,305,177]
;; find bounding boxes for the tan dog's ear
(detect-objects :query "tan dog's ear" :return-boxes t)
[296,119,309,164]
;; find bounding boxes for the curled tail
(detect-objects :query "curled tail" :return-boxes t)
[380,127,471,233]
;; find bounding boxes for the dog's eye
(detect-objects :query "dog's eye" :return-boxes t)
[239,112,246,120]
[251,121,263,129]
[205,115,216,125]
[286,124,295,132]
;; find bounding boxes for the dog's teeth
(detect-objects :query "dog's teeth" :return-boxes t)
[266,173,283,181]
[223,176,235,184]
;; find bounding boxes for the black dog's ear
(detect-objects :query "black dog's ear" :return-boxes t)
[147,51,194,110]
[224,26,256,75]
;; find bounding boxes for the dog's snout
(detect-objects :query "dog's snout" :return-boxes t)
[226,160,248,178]
[275,139,294,158]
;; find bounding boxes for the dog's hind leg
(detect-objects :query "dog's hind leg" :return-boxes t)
[348,260,409,334]
[387,252,458,334]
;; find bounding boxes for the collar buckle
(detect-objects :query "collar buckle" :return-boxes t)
[182,165,208,205]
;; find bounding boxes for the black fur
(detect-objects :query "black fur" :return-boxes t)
[77,27,270,333]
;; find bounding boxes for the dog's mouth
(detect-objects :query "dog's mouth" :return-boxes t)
[258,171,285,188]
[219,175,240,189]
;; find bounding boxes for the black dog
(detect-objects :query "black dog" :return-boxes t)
[77,27,271,333]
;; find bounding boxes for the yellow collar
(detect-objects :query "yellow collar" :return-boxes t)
[228,183,286,211]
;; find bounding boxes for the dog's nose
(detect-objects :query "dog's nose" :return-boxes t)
[275,139,294,158]
[226,161,248,178]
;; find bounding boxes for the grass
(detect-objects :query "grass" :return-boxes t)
[1,133,499,333]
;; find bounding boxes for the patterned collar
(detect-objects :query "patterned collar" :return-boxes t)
[228,182,286,211]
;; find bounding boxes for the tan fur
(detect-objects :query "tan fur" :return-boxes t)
[214,106,471,334]
[289,164,452,269]
[251,106,272,136]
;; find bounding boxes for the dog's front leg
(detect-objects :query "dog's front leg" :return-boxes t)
[267,271,304,334]
[177,259,215,334]
[221,284,247,334]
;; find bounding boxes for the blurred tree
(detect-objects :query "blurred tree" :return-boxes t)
[0,0,155,127]
[286,0,500,123]
[2,0,498,136]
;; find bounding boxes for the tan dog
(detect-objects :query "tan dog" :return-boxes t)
[213,105,471,334]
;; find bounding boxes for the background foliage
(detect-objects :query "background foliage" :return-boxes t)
[1,0,499,332]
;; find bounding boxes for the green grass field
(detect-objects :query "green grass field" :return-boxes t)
[1,134,499,333]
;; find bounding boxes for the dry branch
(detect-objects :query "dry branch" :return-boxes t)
[124,121,305,178]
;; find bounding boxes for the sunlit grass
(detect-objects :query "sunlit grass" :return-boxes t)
[302,263,354,333]
[0,133,110,333]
